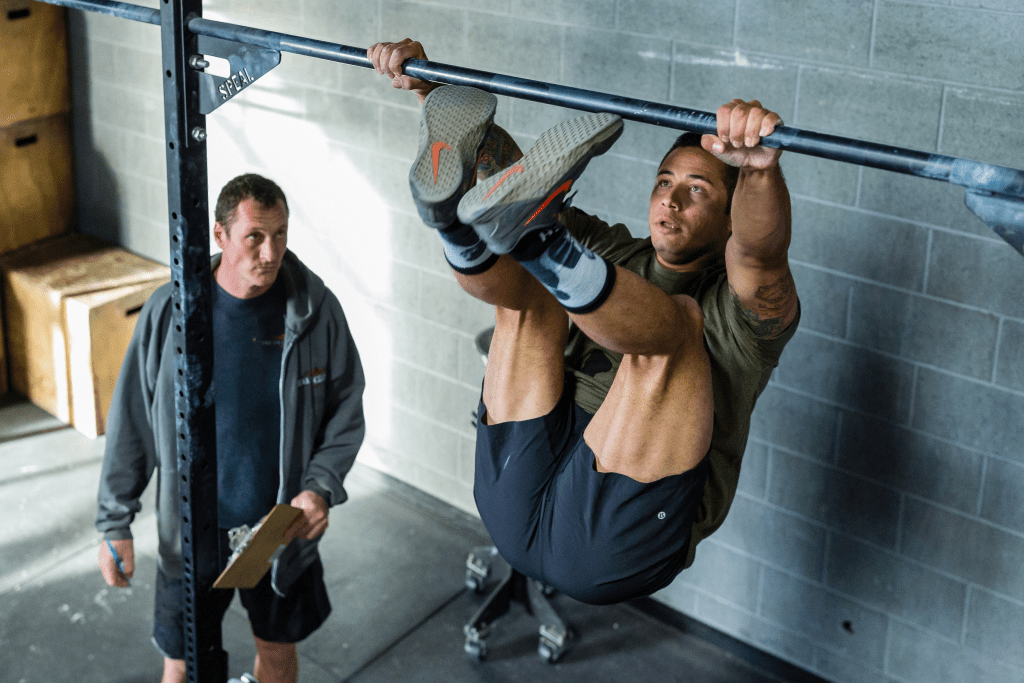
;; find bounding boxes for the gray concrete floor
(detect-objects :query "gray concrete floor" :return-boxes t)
[0,396,811,683]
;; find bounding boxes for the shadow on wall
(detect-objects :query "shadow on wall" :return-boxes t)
[771,322,908,544]
[827,329,910,541]
[66,10,122,246]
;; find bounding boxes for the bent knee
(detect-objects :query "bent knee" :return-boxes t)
[626,294,705,361]
[670,294,704,337]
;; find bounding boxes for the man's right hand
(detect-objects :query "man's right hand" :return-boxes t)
[367,38,437,104]
[99,538,134,588]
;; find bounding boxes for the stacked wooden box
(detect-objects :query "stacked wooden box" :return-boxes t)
[1,0,75,397]
[1,2,171,437]
[1,0,74,250]
[1,234,170,437]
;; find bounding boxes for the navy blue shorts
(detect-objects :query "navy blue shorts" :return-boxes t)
[152,529,330,659]
[474,379,709,605]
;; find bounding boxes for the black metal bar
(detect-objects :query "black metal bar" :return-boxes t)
[187,17,368,64]
[160,0,226,681]
[185,14,1024,256]
[43,0,1024,198]
[183,18,1024,200]
[45,0,159,24]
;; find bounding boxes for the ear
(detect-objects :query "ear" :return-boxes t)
[213,222,226,249]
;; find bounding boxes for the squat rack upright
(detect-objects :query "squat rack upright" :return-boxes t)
[34,0,1024,681]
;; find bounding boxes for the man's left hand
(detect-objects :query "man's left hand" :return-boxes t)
[703,99,783,170]
[284,490,328,541]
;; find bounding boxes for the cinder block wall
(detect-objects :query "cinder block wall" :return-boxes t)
[67,1,1024,681]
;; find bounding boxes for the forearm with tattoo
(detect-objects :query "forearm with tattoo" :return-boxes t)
[729,268,797,339]
[476,125,524,181]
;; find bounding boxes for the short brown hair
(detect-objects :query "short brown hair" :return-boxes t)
[215,174,289,231]
[660,132,739,214]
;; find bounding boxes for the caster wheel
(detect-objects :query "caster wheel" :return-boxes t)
[538,638,565,663]
[465,638,488,662]
[465,572,485,593]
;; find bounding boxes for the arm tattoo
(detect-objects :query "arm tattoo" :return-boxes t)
[730,269,797,339]
[476,125,524,181]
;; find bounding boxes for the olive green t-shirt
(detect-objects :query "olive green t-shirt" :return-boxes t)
[563,208,799,567]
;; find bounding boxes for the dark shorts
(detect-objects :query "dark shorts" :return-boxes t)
[474,379,709,606]
[152,529,331,659]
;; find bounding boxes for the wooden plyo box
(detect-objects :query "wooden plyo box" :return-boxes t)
[0,234,170,436]
[0,0,70,127]
[0,113,76,254]
[65,279,167,437]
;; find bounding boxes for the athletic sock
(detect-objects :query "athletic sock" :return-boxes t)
[438,221,500,275]
[509,221,616,314]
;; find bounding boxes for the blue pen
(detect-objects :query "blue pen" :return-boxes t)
[106,540,131,586]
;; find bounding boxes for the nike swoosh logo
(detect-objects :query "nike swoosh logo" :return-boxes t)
[483,164,524,200]
[431,141,453,183]
[525,180,573,226]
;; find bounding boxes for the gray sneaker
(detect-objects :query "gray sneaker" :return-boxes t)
[456,112,623,254]
[409,85,497,229]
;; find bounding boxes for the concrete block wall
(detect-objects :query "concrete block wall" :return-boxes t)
[66,1,1024,681]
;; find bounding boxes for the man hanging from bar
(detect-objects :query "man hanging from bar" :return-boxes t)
[368,39,799,605]
[96,174,366,683]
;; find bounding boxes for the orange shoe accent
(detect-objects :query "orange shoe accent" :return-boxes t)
[431,141,453,183]
[525,180,573,226]
[483,164,524,200]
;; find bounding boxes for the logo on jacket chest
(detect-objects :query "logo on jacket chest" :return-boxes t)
[298,367,327,387]
[254,333,285,349]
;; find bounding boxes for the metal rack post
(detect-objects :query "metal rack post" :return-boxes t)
[159,0,226,681]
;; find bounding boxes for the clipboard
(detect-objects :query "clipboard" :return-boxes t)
[213,504,302,589]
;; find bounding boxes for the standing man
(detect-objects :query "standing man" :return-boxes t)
[96,174,366,683]
[369,41,798,605]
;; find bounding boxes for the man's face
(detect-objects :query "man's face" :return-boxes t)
[213,197,288,299]
[648,146,733,271]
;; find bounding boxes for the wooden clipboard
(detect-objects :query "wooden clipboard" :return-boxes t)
[213,504,302,589]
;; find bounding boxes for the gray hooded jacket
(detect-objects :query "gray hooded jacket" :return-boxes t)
[96,250,365,594]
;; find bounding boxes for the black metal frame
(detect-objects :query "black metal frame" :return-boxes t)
[158,0,227,681]
[36,0,1024,679]
[462,549,573,664]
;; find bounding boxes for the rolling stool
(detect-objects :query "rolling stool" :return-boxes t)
[462,327,574,664]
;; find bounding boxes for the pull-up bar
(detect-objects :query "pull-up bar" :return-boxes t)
[46,0,1024,255]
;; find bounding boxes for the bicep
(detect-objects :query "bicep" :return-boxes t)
[724,250,799,339]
